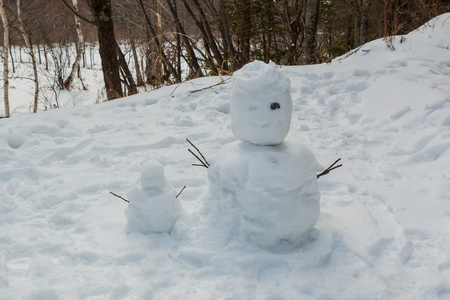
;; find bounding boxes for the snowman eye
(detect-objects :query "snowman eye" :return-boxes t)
[270,102,281,110]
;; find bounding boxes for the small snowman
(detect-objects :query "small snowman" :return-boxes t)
[125,160,181,234]
[207,61,323,250]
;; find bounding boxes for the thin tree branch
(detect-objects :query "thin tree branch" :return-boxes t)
[60,0,95,24]
[189,78,231,94]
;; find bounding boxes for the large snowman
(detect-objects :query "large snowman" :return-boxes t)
[207,61,322,251]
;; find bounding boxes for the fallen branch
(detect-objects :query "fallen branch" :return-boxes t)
[110,191,130,203]
[334,46,365,62]
[189,78,231,94]
[317,158,342,179]
[176,185,186,198]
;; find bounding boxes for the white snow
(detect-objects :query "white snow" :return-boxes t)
[207,139,322,251]
[125,160,181,234]
[230,60,292,145]
[1,13,450,299]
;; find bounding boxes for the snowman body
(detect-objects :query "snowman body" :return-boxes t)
[208,61,322,250]
[125,160,181,234]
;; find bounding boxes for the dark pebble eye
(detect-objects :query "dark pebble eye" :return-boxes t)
[270,102,280,110]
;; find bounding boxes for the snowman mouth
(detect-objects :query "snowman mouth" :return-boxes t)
[252,120,270,128]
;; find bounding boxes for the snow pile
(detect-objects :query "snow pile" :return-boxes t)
[125,160,181,234]
[0,14,450,300]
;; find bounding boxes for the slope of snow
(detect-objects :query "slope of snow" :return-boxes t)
[1,14,449,299]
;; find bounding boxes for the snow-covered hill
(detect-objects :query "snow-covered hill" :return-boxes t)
[1,14,449,299]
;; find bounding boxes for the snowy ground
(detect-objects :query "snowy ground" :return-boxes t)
[1,14,450,299]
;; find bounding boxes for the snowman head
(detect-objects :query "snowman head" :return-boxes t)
[230,61,292,146]
[140,160,167,191]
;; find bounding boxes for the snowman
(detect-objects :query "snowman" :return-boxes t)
[125,160,181,234]
[207,61,323,250]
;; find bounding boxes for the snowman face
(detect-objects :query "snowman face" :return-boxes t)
[231,85,292,146]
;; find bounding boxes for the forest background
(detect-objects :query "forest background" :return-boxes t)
[0,0,449,118]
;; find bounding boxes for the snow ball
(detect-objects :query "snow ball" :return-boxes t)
[230,60,292,145]
[7,128,31,149]
[207,140,322,250]
[140,160,167,191]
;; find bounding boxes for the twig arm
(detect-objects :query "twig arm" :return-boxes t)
[176,185,186,198]
[187,138,209,168]
[186,138,209,166]
[188,149,209,168]
[317,158,342,179]
[110,191,130,203]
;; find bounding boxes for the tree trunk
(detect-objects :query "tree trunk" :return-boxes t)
[166,0,202,77]
[238,0,252,67]
[173,0,182,82]
[87,0,123,100]
[43,45,48,70]
[0,0,9,118]
[37,43,41,64]
[17,0,39,113]
[136,0,178,82]
[181,0,223,71]
[116,43,137,95]
[353,0,370,46]
[359,0,370,45]
[218,0,236,69]
[64,0,85,90]
[130,35,144,86]
[301,0,320,64]
[353,0,361,46]
[9,43,15,73]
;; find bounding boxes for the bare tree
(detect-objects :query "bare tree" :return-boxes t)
[60,0,123,100]
[237,0,252,67]
[353,0,371,46]
[0,0,9,118]
[181,0,223,71]
[165,0,202,77]
[64,0,85,90]
[283,0,304,65]
[17,0,39,113]
[129,34,144,86]
[135,0,178,83]
[301,0,320,64]
[88,0,123,99]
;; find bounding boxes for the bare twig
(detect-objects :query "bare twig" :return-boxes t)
[110,191,130,203]
[317,158,342,179]
[189,78,231,94]
[176,185,186,198]
[169,81,184,97]
[186,138,209,167]
[188,149,209,168]
[334,46,364,62]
